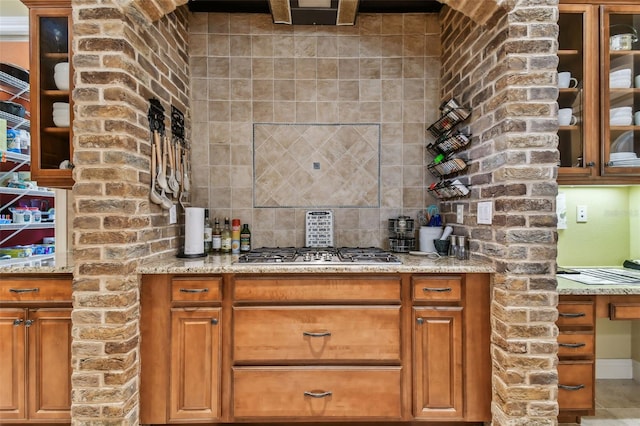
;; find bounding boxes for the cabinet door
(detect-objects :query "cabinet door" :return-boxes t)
[558,4,599,181]
[24,3,74,189]
[27,308,71,420]
[0,309,27,421]
[169,308,222,422]
[413,307,463,420]
[601,5,640,178]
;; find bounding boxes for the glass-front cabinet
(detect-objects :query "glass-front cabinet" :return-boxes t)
[23,1,74,189]
[602,6,640,176]
[558,3,640,184]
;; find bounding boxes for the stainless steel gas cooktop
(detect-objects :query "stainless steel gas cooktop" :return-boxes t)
[236,247,401,265]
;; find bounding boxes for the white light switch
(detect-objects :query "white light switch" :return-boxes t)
[169,204,177,224]
[456,204,464,224]
[477,201,492,225]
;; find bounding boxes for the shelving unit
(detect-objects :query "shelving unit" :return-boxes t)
[425,99,472,200]
[0,69,30,131]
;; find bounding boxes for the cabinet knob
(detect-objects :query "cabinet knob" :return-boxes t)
[416,318,424,324]
[13,319,24,326]
[211,318,218,325]
[25,319,33,327]
[586,162,595,167]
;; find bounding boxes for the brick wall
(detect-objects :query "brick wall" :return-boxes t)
[71,0,189,423]
[439,2,560,425]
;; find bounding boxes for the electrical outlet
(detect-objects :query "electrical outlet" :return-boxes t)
[576,205,587,223]
[169,204,177,224]
[477,201,492,225]
[456,204,464,224]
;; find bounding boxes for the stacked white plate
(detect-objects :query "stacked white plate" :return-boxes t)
[610,68,632,88]
[609,152,640,167]
[53,102,70,127]
[54,62,69,90]
[610,106,633,125]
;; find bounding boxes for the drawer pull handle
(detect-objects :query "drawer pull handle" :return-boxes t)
[559,312,585,318]
[558,384,585,391]
[9,288,39,294]
[179,288,209,293]
[423,287,452,292]
[559,342,586,349]
[304,390,332,398]
[303,331,331,338]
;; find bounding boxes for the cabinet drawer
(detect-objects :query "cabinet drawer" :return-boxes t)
[558,361,594,411]
[412,276,461,302]
[557,301,594,328]
[232,367,402,419]
[609,303,640,320]
[233,276,400,302]
[171,277,221,302]
[0,278,71,303]
[233,306,400,363]
[558,332,594,358]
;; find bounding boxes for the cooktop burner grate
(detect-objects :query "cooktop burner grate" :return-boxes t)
[236,247,401,265]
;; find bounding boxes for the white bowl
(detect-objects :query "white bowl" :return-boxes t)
[610,117,633,126]
[54,62,69,74]
[610,79,631,88]
[610,106,632,115]
[610,152,638,161]
[610,68,631,78]
[53,115,70,127]
[53,102,69,110]
[54,72,69,90]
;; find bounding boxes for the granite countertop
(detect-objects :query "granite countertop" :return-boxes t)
[137,253,495,274]
[0,265,73,274]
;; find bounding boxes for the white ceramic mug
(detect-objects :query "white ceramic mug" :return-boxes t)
[635,75,640,89]
[558,72,578,89]
[558,108,577,126]
[635,111,640,126]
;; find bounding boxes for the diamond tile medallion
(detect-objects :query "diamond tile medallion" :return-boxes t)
[254,123,380,208]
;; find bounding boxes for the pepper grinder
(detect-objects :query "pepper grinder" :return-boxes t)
[448,234,458,258]
[457,235,468,260]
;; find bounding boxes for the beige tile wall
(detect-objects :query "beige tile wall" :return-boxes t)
[189,12,441,248]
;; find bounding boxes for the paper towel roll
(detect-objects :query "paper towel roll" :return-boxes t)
[184,207,205,255]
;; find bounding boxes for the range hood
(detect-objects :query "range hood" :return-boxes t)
[187,0,443,25]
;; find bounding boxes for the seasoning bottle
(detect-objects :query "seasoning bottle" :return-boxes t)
[240,224,251,252]
[221,217,232,254]
[203,209,212,254]
[457,235,468,260]
[211,217,221,254]
[231,219,241,254]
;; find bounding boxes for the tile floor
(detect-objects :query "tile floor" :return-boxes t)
[560,379,640,426]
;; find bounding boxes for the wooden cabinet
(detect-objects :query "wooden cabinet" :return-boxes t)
[140,275,223,424]
[231,275,403,421]
[0,275,72,422]
[558,2,640,184]
[411,275,490,421]
[140,272,491,424]
[556,296,596,423]
[22,0,74,189]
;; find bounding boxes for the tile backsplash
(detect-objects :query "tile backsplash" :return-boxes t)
[189,12,441,248]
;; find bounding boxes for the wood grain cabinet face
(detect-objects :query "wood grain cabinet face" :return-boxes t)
[169,308,222,422]
[413,307,464,420]
[0,278,72,422]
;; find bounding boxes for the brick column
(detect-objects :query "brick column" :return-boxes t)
[70,1,189,424]
[439,1,560,425]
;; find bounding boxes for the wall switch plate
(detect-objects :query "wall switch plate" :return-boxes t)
[456,204,464,224]
[477,201,492,225]
[576,205,587,223]
[169,204,177,224]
